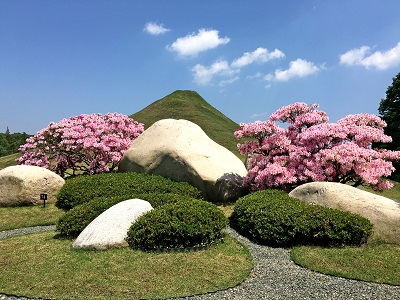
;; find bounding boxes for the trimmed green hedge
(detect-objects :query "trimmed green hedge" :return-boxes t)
[56,193,199,238]
[126,199,228,251]
[56,172,203,211]
[230,189,373,247]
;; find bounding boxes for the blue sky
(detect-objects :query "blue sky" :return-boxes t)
[1,0,400,134]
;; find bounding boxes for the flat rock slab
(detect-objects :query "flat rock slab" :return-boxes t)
[289,182,400,244]
[73,199,153,250]
[118,119,248,202]
[0,165,65,207]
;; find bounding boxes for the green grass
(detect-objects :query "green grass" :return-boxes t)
[291,179,400,286]
[0,152,19,170]
[130,90,243,159]
[291,241,400,285]
[0,231,253,300]
[356,179,400,202]
[0,203,64,231]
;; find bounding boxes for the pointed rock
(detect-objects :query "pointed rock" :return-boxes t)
[119,119,248,202]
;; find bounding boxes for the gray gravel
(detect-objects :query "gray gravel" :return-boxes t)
[1,226,399,300]
[0,225,56,240]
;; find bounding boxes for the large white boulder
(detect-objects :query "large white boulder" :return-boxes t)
[0,165,65,207]
[118,119,248,202]
[73,199,153,250]
[289,182,400,244]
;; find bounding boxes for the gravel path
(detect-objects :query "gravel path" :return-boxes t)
[0,225,56,240]
[1,226,399,300]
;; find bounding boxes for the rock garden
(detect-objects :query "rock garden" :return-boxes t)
[1,102,400,299]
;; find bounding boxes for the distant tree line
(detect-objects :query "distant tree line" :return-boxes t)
[0,127,31,157]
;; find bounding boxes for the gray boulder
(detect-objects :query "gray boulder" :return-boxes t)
[72,199,153,250]
[118,119,248,202]
[0,165,65,207]
[289,182,400,244]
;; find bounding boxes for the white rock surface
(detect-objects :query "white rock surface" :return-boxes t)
[0,165,65,207]
[289,182,400,244]
[73,199,153,250]
[118,119,248,202]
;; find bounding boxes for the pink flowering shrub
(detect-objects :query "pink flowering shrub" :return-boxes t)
[235,102,400,191]
[18,113,144,177]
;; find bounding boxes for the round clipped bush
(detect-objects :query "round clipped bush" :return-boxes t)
[56,172,203,210]
[230,189,373,247]
[56,193,198,238]
[126,199,228,251]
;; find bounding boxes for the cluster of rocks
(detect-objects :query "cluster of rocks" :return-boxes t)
[0,118,399,246]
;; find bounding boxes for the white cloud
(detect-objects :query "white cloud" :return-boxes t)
[191,46,284,86]
[339,42,400,70]
[266,59,321,82]
[143,22,170,35]
[167,29,230,57]
[192,60,239,85]
[231,47,285,68]
[219,76,240,87]
[250,112,269,119]
[339,46,370,65]
[247,72,263,79]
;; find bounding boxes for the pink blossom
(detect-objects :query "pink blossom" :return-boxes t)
[236,102,400,191]
[18,113,144,177]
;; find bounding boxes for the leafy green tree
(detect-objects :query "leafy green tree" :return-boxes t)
[378,72,400,151]
[0,134,8,156]
[0,130,31,157]
[377,72,400,179]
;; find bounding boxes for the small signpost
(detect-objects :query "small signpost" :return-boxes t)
[40,193,48,208]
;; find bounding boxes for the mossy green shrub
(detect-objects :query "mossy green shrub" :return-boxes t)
[126,199,228,251]
[56,193,198,238]
[230,189,373,247]
[56,172,203,210]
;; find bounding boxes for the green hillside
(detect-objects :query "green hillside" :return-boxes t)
[0,90,243,171]
[130,90,242,157]
[0,153,20,169]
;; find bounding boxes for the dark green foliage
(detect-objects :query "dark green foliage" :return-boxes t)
[126,199,228,251]
[56,193,198,238]
[56,172,203,210]
[377,72,400,176]
[0,131,31,157]
[230,190,373,247]
[378,72,400,151]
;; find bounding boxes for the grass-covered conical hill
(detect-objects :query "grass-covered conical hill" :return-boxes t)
[130,90,242,158]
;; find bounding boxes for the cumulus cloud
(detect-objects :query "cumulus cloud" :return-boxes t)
[143,22,170,35]
[192,60,238,85]
[219,76,240,87]
[191,47,285,86]
[250,112,269,119]
[247,72,263,79]
[265,59,321,82]
[339,42,400,70]
[339,46,370,66]
[167,29,230,57]
[231,47,285,68]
